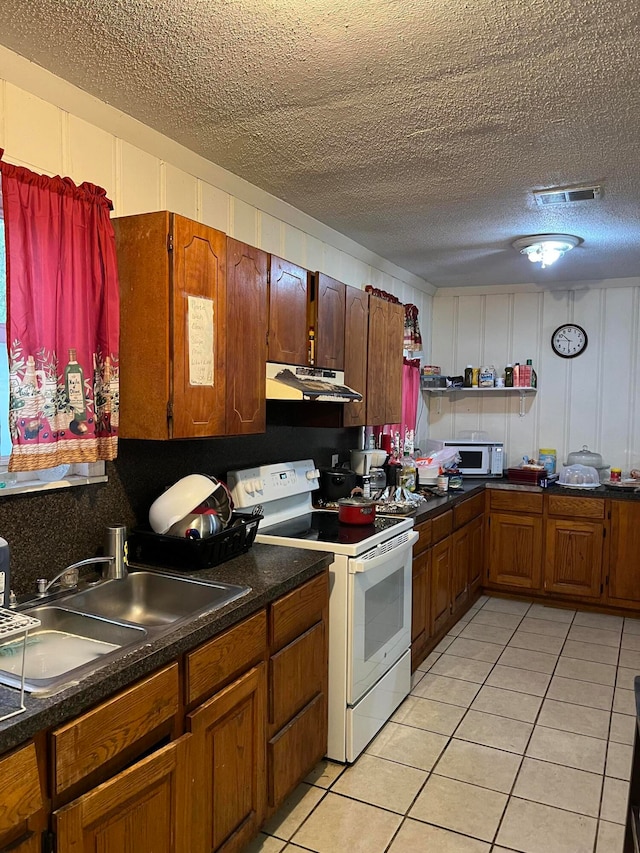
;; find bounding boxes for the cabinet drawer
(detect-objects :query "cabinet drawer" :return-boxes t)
[270,571,328,652]
[432,510,453,544]
[0,742,42,834]
[547,495,605,519]
[186,610,267,705]
[453,492,484,529]
[489,489,543,514]
[51,663,179,796]
[268,692,327,810]
[413,519,432,555]
[270,621,325,732]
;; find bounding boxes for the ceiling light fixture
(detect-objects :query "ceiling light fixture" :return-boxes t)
[511,234,582,269]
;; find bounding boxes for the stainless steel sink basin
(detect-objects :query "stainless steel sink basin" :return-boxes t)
[0,572,250,696]
[63,571,250,626]
[0,606,147,694]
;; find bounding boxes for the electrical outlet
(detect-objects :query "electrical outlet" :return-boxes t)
[331,454,339,467]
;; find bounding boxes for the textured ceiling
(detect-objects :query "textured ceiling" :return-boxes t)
[1,0,639,289]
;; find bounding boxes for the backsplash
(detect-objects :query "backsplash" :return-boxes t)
[0,423,359,596]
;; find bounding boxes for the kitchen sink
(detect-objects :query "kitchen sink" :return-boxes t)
[0,606,147,695]
[0,572,251,695]
[63,571,250,626]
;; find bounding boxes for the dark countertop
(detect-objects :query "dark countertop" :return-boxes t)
[412,476,640,525]
[0,543,331,754]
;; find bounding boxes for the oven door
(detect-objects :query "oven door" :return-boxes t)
[347,531,417,705]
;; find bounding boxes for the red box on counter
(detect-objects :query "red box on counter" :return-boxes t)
[506,468,558,487]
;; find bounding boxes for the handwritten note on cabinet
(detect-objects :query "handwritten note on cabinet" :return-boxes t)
[188,296,214,386]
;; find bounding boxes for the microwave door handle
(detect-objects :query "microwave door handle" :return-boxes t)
[349,530,418,573]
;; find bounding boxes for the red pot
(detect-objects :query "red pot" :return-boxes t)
[337,497,377,525]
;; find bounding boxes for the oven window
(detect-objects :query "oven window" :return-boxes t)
[364,568,404,660]
[458,449,484,469]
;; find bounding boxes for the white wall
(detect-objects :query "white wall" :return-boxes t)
[0,48,433,450]
[429,282,640,472]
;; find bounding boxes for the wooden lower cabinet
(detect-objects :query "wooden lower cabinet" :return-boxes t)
[451,523,471,615]
[0,741,45,852]
[411,547,430,667]
[266,573,329,815]
[55,734,192,853]
[544,518,604,599]
[607,500,640,609]
[187,664,266,853]
[431,536,453,635]
[468,514,484,595]
[487,512,543,590]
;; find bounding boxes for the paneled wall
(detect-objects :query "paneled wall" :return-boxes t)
[430,283,640,471]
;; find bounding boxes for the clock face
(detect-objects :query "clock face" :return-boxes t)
[551,324,588,358]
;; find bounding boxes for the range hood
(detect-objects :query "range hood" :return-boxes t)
[266,363,363,403]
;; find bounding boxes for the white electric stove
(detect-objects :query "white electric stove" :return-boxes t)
[228,459,417,763]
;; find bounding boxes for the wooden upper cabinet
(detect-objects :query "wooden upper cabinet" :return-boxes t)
[226,239,268,435]
[114,211,227,439]
[366,296,404,425]
[343,286,369,427]
[268,256,308,365]
[313,273,345,370]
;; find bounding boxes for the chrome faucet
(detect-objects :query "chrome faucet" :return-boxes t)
[36,524,128,596]
[36,556,115,596]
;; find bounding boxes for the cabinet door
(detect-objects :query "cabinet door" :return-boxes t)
[468,514,484,595]
[343,286,368,428]
[226,239,268,435]
[608,501,640,607]
[172,215,227,438]
[315,273,345,370]
[187,664,266,853]
[0,742,44,852]
[114,211,172,439]
[487,513,543,590]
[451,524,470,615]
[55,734,191,853]
[431,536,452,634]
[365,297,390,426]
[384,301,404,424]
[411,548,430,669]
[544,519,603,599]
[268,256,308,364]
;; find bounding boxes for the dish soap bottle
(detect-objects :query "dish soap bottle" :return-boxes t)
[0,538,10,609]
[400,451,417,492]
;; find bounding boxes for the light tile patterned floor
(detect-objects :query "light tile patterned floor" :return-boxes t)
[250,596,636,853]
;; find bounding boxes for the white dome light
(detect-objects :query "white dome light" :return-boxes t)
[512,234,582,269]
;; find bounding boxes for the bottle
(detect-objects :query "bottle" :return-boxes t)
[471,367,480,387]
[479,366,495,387]
[399,451,417,492]
[505,364,514,387]
[513,362,521,387]
[0,537,10,609]
[464,365,473,388]
[65,348,87,422]
[308,328,315,365]
[610,468,622,483]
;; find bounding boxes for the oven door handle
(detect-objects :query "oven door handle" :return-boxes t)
[349,530,418,573]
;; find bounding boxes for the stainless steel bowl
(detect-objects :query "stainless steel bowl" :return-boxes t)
[167,511,223,539]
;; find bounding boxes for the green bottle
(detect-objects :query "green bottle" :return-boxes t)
[65,348,87,422]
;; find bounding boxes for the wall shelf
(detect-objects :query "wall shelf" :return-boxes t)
[422,386,537,417]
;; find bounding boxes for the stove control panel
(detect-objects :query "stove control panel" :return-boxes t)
[228,459,320,509]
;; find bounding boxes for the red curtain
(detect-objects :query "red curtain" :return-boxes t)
[0,150,120,471]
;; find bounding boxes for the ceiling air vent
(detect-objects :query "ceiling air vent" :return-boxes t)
[534,185,602,206]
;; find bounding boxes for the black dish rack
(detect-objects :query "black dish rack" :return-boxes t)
[128,512,263,571]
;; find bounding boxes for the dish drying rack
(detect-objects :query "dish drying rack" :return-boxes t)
[0,608,41,721]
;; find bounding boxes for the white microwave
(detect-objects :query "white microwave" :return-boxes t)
[424,438,504,478]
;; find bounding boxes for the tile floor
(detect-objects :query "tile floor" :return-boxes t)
[247,595,638,853]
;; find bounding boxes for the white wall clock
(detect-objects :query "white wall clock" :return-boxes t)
[551,324,588,358]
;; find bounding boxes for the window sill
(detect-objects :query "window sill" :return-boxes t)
[0,472,109,497]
